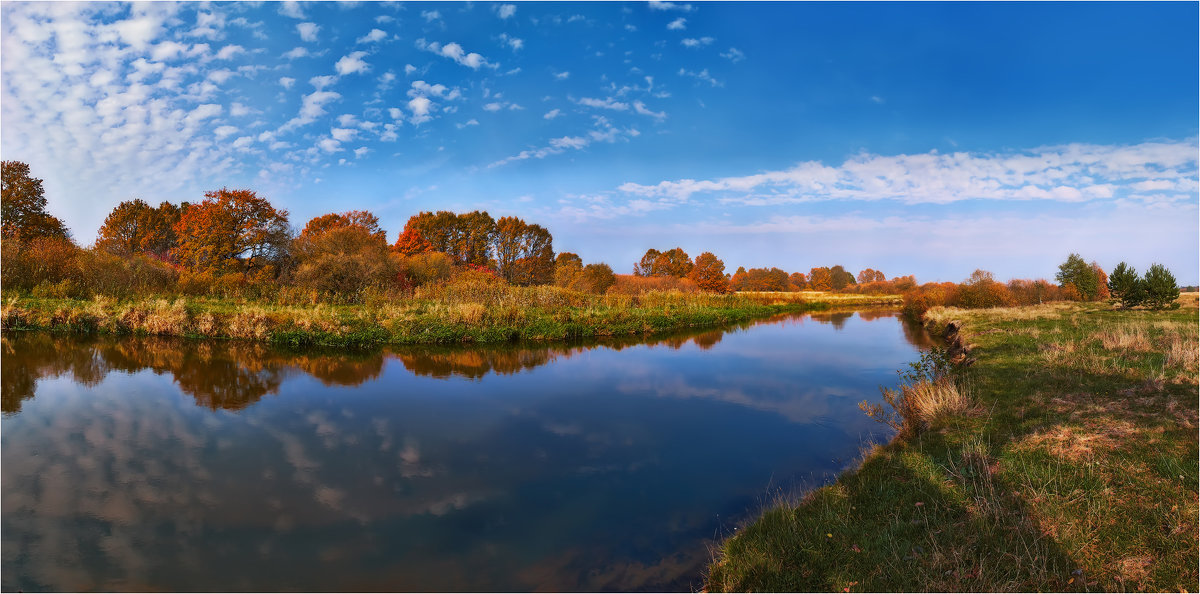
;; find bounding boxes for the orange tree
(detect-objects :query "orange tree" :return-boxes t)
[493,216,554,285]
[172,188,290,276]
[292,210,395,299]
[688,252,730,293]
[808,267,833,291]
[95,199,182,257]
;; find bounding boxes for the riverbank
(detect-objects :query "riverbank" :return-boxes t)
[0,289,900,348]
[706,299,1198,591]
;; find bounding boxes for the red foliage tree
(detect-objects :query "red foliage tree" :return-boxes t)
[172,188,290,275]
[687,252,729,293]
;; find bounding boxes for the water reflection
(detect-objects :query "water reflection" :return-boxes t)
[2,310,930,591]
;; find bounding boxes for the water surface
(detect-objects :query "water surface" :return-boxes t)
[2,310,930,591]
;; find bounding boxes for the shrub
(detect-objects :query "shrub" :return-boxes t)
[574,263,616,294]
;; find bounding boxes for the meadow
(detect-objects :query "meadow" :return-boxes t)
[706,295,1199,592]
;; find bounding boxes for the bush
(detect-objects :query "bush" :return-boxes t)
[608,273,698,295]
[398,252,455,288]
[574,263,616,294]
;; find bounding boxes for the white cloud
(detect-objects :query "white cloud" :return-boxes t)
[150,41,188,61]
[408,96,434,124]
[404,64,417,75]
[681,37,714,48]
[496,4,517,19]
[296,22,320,42]
[415,39,496,69]
[318,137,342,153]
[282,90,342,129]
[184,103,222,126]
[554,71,570,80]
[633,101,667,120]
[577,97,629,111]
[544,109,562,120]
[871,96,885,104]
[214,44,244,60]
[279,1,306,19]
[330,127,357,142]
[279,76,297,89]
[354,147,370,158]
[283,46,310,59]
[678,67,722,87]
[489,119,638,167]
[614,141,1200,207]
[667,18,686,30]
[310,75,338,90]
[498,33,523,51]
[421,10,441,22]
[648,1,694,11]
[456,119,480,129]
[230,102,253,117]
[720,47,745,62]
[357,29,388,44]
[335,51,370,75]
[213,125,238,139]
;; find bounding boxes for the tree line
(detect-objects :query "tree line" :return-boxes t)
[0,161,1185,310]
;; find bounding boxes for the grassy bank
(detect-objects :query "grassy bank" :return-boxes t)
[0,288,899,348]
[706,299,1198,592]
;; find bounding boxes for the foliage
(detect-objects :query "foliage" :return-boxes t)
[634,248,661,276]
[95,199,182,257]
[808,267,833,291]
[609,273,698,295]
[788,272,807,290]
[1,160,69,240]
[955,269,1013,309]
[291,211,396,300]
[172,188,290,276]
[392,223,434,257]
[857,268,886,283]
[1092,262,1110,300]
[398,252,455,288]
[493,216,554,285]
[1107,262,1145,309]
[732,266,790,292]
[575,263,616,294]
[404,210,496,266]
[1143,263,1181,310]
[1055,253,1099,300]
[829,265,856,290]
[688,252,730,293]
[636,247,693,278]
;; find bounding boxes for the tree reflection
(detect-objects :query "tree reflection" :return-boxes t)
[2,307,932,412]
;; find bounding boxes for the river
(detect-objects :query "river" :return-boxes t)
[1,309,931,591]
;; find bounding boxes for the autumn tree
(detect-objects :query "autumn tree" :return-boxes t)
[403,210,495,266]
[809,267,833,291]
[829,265,856,291]
[292,210,395,298]
[687,252,729,293]
[857,268,885,283]
[392,223,433,257]
[300,210,385,241]
[789,272,808,290]
[576,263,616,294]
[730,266,749,291]
[493,216,554,285]
[634,249,661,276]
[95,199,182,257]
[172,188,290,275]
[956,269,1012,308]
[554,252,584,287]
[1091,262,1110,300]
[1055,253,1099,300]
[1,160,69,240]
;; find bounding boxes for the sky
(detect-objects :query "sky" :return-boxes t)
[2,1,1197,283]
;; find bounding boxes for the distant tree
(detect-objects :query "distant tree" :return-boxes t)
[292,210,395,298]
[857,268,886,283]
[687,252,729,293]
[1107,262,1144,308]
[829,265,856,291]
[654,247,693,278]
[576,263,616,294]
[554,252,584,287]
[456,210,496,267]
[95,199,182,257]
[1055,253,1099,300]
[1142,263,1180,310]
[635,248,661,276]
[740,267,790,291]
[403,210,496,266]
[789,272,808,290]
[956,269,1012,308]
[172,188,290,275]
[809,267,833,291]
[1,160,69,240]
[555,252,583,269]
[493,216,554,285]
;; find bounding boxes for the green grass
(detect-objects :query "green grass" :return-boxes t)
[0,288,899,348]
[707,301,1198,592]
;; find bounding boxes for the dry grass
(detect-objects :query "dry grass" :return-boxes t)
[1177,291,1199,309]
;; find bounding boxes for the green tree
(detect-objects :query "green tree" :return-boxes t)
[1055,253,1099,300]
[1,160,69,240]
[1142,263,1180,310]
[1107,262,1144,308]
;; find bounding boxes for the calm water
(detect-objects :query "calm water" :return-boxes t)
[1,310,931,592]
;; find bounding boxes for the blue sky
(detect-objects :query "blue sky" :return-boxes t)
[2,1,1197,282]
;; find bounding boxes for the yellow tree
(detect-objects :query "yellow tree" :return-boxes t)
[809,267,833,291]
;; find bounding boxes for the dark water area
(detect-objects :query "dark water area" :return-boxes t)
[1,310,932,592]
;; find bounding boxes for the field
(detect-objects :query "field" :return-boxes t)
[707,296,1199,592]
[0,287,900,347]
